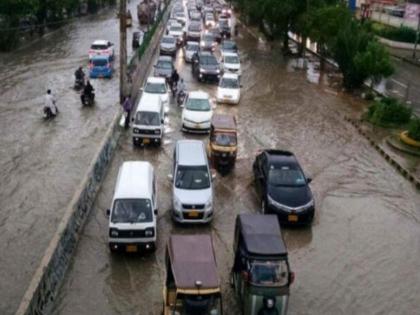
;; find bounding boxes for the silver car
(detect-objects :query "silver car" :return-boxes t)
[160,35,177,56]
[169,140,215,224]
[183,41,200,62]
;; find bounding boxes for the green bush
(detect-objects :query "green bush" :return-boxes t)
[408,118,420,141]
[372,23,417,43]
[367,97,412,126]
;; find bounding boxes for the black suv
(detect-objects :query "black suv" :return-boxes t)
[192,51,221,82]
[253,150,315,225]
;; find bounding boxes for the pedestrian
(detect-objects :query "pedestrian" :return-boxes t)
[44,89,58,118]
[122,94,133,129]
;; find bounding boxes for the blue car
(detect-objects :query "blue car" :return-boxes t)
[89,55,113,79]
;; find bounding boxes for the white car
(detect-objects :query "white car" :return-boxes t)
[182,91,213,133]
[168,23,185,45]
[216,73,241,104]
[89,39,114,60]
[221,52,241,76]
[142,77,170,105]
[183,41,200,62]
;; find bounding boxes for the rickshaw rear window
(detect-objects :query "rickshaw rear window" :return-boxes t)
[249,260,289,287]
[91,44,108,50]
[92,59,108,66]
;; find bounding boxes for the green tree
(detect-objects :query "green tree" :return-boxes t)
[354,40,394,89]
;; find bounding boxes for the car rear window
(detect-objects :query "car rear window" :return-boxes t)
[91,44,108,50]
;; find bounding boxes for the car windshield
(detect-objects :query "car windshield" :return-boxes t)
[171,26,183,32]
[135,111,160,126]
[175,165,210,190]
[157,61,172,69]
[212,132,236,146]
[249,260,289,287]
[186,44,199,51]
[222,42,236,50]
[189,24,200,31]
[200,55,217,65]
[203,35,214,42]
[144,82,166,94]
[162,37,176,44]
[111,199,153,223]
[219,20,229,27]
[219,78,239,89]
[92,59,108,66]
[174,294,222,315]
[91,44,107,50]
[225,55,239,64]
[268,165,306,187]
[186,97,211,111]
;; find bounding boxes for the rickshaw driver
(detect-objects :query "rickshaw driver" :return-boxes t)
[257,297,279,315]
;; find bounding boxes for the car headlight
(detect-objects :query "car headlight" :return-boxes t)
[267,194,288,210]
[200,67,206,73]
[216,69,220,73]
[154,129,161,134]
[304,199,315,209]
[205,199,212,209]
[133,128,139,133]
[145,227,155,237]
[174,196,182,210]
[109,228,119,237]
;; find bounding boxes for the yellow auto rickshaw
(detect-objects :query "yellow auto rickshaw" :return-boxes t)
[207,114,237,175]
[163,235,223,315]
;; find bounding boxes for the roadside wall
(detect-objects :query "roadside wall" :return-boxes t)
[15,7,169,315]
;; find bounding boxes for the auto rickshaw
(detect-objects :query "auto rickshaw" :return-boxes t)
[230,214,294,315]
[163,235,223,315]
[207,114,237,175]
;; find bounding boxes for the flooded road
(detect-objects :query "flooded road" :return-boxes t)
[0,3,142,314]
[55,25,420,314]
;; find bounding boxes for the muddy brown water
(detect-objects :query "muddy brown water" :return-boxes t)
[0,3,142,314]
[52,24,420,315]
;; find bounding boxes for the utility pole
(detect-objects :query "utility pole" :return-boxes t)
[413,13,420,60]
[119,0,128,103]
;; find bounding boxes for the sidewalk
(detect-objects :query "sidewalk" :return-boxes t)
[370,11,418,29]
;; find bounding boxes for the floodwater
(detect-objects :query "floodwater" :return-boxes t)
[0,2,141,314]
[54,21,420,315]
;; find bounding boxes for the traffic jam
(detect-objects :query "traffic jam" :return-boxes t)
[103,0,310,314]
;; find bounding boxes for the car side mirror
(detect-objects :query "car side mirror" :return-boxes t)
[240,85,243,88]
[289,271,295,285]
[154,209,158,215]
[106,209,110,217]
[307,177,312,184]
[168,174,173,182]
[211,170,216,181]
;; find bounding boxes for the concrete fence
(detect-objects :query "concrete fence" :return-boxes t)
[15,6,169,315]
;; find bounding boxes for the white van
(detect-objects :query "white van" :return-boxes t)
[168,140,215,224]
[132,94,164,146]
[107,161,158,252]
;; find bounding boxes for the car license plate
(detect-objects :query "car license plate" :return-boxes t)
[195,124,201,128]
[224,95,232,99]
[143,138,150,144]
[126,245,138,252]
[189,210,199,218]
[288,215,298,222]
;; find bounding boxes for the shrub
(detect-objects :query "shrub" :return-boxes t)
[372,23,417,43]
[367,97,412,126]
[408,118,420,141]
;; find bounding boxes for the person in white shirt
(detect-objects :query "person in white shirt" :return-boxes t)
[44,89,58,118]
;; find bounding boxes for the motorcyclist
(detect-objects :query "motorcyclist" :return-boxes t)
[176,78,186,104]
[170,69,179,92]
[74,66,85,87]
[257,297,279,315]
[81,80,95,104]
[44,89,58,118]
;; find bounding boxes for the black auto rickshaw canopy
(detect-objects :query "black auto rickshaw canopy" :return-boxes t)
[168,234,220,291]
[235,213,287,258]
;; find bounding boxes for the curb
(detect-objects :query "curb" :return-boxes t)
[14,9,169,315]
[344,116,420,190]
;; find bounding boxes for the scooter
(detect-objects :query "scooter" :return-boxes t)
[177,90,186,106]
[81,92,95,106]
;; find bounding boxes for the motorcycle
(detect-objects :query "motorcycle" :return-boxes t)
[43,104,58,120]
[171,83,177,98]
[177,90,186,106]
[74,77,85,91]
[81,92,95,106]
